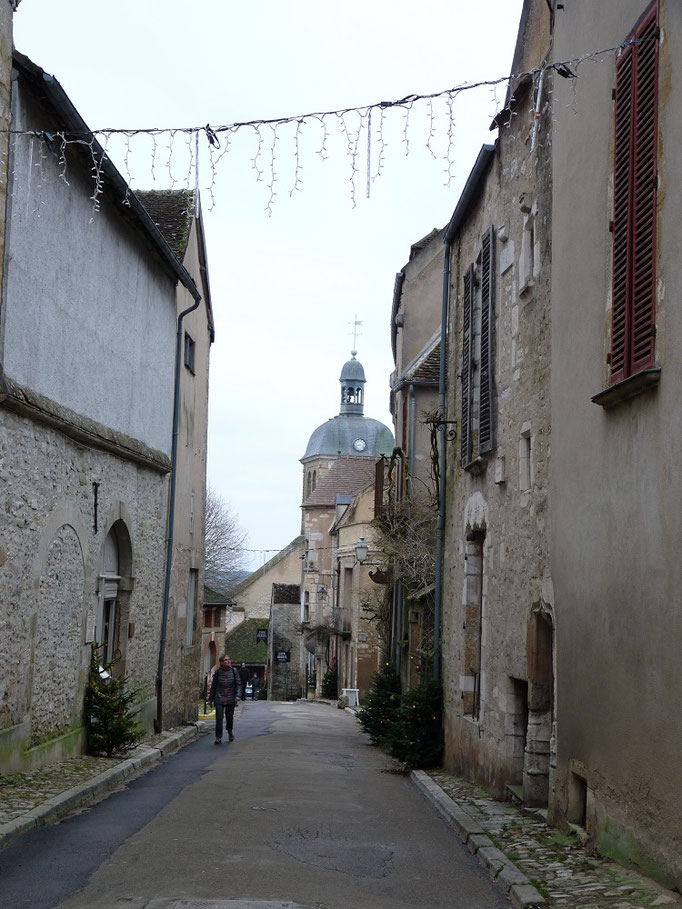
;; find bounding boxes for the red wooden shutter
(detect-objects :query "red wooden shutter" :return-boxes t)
[479,227,495,454]
[611,42,634,384]
[460,264,474,466]
[630,4,658,374]
[610,1,658,384]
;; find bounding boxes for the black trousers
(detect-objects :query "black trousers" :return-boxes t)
[215,702,235,740]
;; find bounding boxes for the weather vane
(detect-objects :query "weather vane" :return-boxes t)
[349,314,363,352]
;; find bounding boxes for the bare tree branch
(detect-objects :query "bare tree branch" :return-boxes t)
[204,485,249,596]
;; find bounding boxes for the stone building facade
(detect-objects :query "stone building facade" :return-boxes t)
[300,352,393,508]
[330,482,384,698]
[440,0,554,805]
[0,54,204,770]
[301,457,378,698]
[299,354,393,698]
[268,584,302,701]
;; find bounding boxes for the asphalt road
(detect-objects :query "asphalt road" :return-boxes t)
[0,701,509,909]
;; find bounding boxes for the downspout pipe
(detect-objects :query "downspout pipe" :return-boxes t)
[433,238,450,682]
[155,286,202,733]
[408,383,416,496]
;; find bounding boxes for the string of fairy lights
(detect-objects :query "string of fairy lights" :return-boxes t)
[0,36,654,218]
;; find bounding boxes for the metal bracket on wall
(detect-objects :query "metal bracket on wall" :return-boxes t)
[433,418,458,443]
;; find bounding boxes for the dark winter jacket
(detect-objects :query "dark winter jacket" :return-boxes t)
[209,666,241,705]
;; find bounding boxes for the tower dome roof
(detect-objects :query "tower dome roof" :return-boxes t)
[302,415,394,460]
[340,352,366,383]
[301,350,394,461]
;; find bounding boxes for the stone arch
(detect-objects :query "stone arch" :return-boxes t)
[523,590,555,808]
[30,523,85,745]
[96,514,134,674]
[99,501,135,575]
[462,492,489,721]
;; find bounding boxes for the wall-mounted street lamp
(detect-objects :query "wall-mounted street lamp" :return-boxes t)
[354,537,369,564]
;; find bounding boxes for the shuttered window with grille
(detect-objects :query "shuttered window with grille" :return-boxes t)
[460,263,475,467]
[479,227,496,453]
[610,1,659,385]
[460,227,496,467]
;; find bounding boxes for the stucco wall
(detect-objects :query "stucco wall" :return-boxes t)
[2,84,176,455]
[232,539,304,620]
[394,235,445,372]
[550,0,682,887]
[163,215,212,726]
[0,408,167,771]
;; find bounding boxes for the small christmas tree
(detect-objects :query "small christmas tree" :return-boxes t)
[320,658,338,699]
[85,644,143,757]
[357,662,401,744]
[383,678,443,769]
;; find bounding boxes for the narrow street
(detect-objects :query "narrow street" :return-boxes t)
[0,702,508,909]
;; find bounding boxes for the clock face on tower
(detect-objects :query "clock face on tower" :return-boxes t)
[353,438,367,452]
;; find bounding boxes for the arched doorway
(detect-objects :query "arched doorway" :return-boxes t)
[524,606,555,807]
[97,520,132,671]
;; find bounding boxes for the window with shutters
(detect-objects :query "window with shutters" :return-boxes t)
[608,1,659,388]
[460,227,496,468]
[184,331,196,374]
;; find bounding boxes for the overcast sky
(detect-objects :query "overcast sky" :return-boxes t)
[14,0,524,570]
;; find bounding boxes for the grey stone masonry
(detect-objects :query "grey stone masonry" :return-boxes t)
[414,770,682,909]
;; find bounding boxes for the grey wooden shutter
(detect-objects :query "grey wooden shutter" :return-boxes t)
[479,226,495,453]
[460,264,475,467]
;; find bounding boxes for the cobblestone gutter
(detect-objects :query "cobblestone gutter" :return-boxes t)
[415,770,681,909]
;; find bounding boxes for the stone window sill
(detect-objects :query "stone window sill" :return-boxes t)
[463,455,488,476]
[591,367,661,409]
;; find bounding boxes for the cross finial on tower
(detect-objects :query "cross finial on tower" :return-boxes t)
[350,314,363,352]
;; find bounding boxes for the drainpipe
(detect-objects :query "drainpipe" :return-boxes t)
[155,288,202,733]
[432,237,451,682]
[394,582,404,673]
[408,383,416,497]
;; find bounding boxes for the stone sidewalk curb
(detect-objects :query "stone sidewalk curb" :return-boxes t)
[411,769,546,908]
[0,723,201,853]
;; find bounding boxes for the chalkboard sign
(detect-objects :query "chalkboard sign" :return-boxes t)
[275,650,290,663]
[256,628,268,643]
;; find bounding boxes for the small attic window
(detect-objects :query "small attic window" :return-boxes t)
[184,332,196,374]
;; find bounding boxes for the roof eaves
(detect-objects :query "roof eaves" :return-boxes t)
[443,144,496,245]
[392,331,442,392]
[194,196,216,342]
[390,270,405,365]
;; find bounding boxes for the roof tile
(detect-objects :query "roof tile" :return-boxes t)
[303,456,376,507]
[135,189,194,260]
